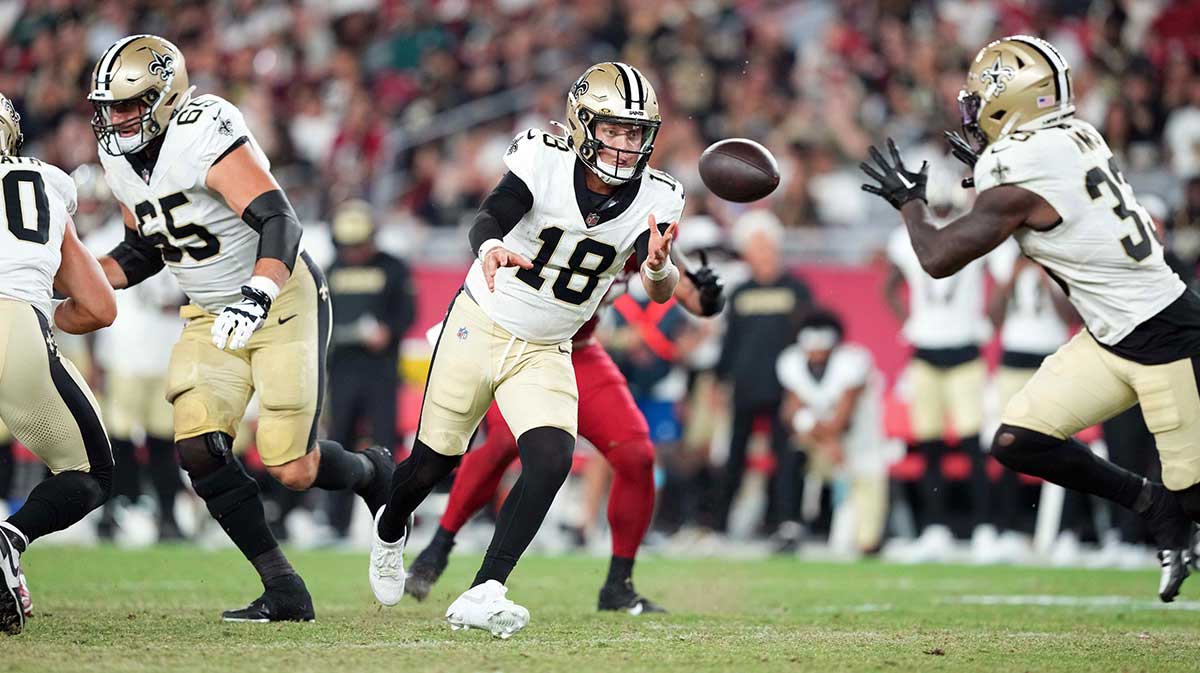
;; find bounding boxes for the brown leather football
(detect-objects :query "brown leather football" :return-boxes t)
[698,138,780,202]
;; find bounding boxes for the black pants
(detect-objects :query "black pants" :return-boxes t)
[326,353,399,536]
[715,399,797,533]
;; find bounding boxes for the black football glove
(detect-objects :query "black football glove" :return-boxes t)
[686,251,725,317]
[944,130,978,189]
[859,138,928,210]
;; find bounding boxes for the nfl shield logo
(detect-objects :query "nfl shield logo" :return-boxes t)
[585,212,599,226]
[457,326,469,340]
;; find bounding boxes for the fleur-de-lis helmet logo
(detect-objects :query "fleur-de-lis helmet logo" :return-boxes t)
[147,49,175,82]
[979,55,1016,95]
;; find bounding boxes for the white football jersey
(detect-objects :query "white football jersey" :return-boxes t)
[84,217,184,375]
[887,226,990,349]
[99,94,273,313]
[987,238,1069,356]
[0,156,77,319]
[465,129,686,343]
[775,343,885,475]
[974,118,1183,346]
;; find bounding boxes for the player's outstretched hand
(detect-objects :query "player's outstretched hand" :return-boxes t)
[482,246,534,292]
[944,130,979,188]
[859,138,928,210]
[645,213,677,274]
[211,284,272,350]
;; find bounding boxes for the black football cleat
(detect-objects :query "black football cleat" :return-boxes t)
[0,532,24,635]
[222,574,315,622]
[405,537,453,602]
[598,579,667,615]
[1158,549,1191,603]
[357,445,395,516]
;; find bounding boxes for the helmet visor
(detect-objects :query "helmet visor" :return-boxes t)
[957,90,989,152]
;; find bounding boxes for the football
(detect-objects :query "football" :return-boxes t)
[698,138,780,202]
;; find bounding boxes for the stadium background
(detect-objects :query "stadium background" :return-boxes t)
[2,0,1200,562]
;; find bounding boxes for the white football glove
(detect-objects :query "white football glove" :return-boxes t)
[211,277,279,351]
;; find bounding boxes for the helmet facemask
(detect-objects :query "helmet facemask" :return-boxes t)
[577,110,660,185]
[91,90,168,156]
[956,90,989,152]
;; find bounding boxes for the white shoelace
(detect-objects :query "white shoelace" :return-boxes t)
[373,549,402,578]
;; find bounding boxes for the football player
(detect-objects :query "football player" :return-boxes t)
[404,253,724,613]
[88,35,393,621]
[0,93,117,635]
[369,62,684,637]
[861,35,1200,601]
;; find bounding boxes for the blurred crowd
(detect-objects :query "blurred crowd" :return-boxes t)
[2,0,1199,566]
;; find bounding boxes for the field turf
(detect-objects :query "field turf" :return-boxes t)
[6,545,1200,672]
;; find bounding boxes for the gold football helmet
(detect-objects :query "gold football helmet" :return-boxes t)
[564,62,661,185]
[0,93,21,156]
[87,34,194,156]
[958,35,1074,150]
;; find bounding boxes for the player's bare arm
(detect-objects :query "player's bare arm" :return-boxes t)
[860,138,1058,278]
[98,202,161,291]
[641,214,678,303]
[54,218,117,334]
[882,262,908,322]
[206,143,294,290]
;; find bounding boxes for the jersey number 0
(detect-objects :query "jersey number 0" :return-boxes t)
[3,170,50,245]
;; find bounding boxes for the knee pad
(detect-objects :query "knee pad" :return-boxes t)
[176,432,235,479]
[991,424,1059,471]
[1177,482,1200,523]
[191,461,261,522]
[517,427,575,482]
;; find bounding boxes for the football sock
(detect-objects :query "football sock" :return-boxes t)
[962,435,991,524]
[110,437,141,499]
[915,440,949,526]
[312,439,373,491]
[473,427,574,587]
[605,555,635,586]
[6,470,108,546]
[250,546,297,584]
[146,435,182,524]
[190,460,279,562]
[993,425,1143,509]
[440,433,514,534]
[427,525,458,553]
[378,441,460,542]
[602,437,655,559]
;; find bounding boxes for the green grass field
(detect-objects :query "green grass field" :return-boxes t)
[6,545,1199,672]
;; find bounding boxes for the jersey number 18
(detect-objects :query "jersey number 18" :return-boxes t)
[515,226,617,305]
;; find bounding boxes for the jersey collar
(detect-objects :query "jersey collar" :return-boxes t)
[122,134,166,184]
[573,159,642,228]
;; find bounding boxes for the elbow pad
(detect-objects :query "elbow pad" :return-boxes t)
[243,189,302,271]
[109,227,165,287]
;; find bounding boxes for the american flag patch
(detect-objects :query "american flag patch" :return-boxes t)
[1036,95,1056,109]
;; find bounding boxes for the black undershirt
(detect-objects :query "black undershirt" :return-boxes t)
[1098,287,1200,365]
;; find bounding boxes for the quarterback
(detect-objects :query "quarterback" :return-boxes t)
[0,94,117,634]
[405,254,725,614]
[90,35,393,621]
[369,62,683,638]
[861,35,1199,601]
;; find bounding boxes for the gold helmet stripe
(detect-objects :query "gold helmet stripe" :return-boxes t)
[1007,35,1069,109]
[94,33,145,93]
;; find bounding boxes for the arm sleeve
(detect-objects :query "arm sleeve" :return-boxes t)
[242,189,302,271]
[468,171,533,255]
[108,225,166,287]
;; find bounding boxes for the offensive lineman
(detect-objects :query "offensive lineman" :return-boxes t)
[88,35,393,621]
[0,94,117,635]
[368,62,683,638]
[861,35,1199,601]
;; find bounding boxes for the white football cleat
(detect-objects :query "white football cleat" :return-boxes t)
[445,580,530,639]
[369,507,407,606]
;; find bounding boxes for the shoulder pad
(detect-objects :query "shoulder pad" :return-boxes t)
[503,128,571,186]
[41,163,78,216]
